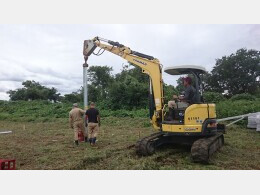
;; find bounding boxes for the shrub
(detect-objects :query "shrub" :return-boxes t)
[216,99,260,119]
[203,92,226,103]
[100,109,148,118]
[255,88,260,98]
[230,93,256,101]
[0,113,9,120]
[40,118,49,122]
[1,99,259,125]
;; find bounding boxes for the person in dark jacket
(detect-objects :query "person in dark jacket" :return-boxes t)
[167,77,196,121]
[180,76,196,103]
[85,102,100,146]
[173,76,196,104]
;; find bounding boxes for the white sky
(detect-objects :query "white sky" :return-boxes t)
[0,24,259,100]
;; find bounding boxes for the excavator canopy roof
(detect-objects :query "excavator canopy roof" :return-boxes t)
[164,65,206,75]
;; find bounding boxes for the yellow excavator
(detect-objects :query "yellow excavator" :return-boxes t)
[83,37,225,163]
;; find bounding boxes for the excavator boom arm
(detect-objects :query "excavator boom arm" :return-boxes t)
[83,37,164,128]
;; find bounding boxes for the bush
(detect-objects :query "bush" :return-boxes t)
[230,93,256,101]
[100,109,148,118]
[255,88,260,98]
[1,99,259,124]
[0,100,73,122]
[203,92,226,103]
[216,99,260,119]
[0,113,9,120]
[0,100,149,122]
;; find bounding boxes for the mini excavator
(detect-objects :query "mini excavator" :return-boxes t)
[83,37,226,163]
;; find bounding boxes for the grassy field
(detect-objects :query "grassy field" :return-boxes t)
[0,117,259,170]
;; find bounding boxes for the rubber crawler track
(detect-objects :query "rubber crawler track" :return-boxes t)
[136,132,224,163]
[191,133,224,163]
[135,132,163,156]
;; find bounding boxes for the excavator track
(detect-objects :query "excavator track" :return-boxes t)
[135,132,164,156]
[191,133,224,163]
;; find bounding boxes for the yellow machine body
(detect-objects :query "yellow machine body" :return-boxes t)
[161,104,216,133]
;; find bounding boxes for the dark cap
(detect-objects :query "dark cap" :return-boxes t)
[183,76,192,84]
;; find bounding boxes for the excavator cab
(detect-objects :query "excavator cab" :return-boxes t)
[164,65,206,103]
[163,65,206,122]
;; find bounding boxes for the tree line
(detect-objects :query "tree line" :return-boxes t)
[7,48,260,109]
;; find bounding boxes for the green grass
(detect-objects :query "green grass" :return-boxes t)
[0,117,259,170]
[0,99,259,169]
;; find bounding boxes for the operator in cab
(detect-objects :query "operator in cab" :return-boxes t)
[167,76,196,120]
[174,76,196,104]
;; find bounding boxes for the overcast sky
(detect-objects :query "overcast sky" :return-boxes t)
[0,24,259,100]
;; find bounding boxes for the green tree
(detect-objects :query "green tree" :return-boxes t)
[206,48,260,95]
[87,65,114,100]
[7,80,60,102]
[7,89,27,101]
[116,63,149,83]
[64,91,82,103]
[47,87,60,102]
[88,84,102,103]
[108,75,149,110]
[107,64,150,110]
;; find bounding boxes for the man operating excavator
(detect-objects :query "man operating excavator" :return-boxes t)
[167,76,196,120]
